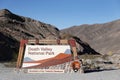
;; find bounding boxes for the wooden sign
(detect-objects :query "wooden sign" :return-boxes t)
[16,39,78,73]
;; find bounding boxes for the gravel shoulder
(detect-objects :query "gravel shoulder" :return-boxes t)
[0,67,120,80]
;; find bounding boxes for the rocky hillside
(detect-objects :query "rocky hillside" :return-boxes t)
[0,9,60,40]
[0,9,99,61]
[0,9,59,61]
[61,19,120,54]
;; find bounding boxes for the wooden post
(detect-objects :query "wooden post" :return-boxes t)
[68,39,77,60]
[16,40,28,68]
[35,39,39,44]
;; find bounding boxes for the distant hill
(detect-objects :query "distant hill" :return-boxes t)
[61,19,120,54]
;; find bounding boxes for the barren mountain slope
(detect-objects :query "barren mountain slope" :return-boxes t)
[0,9,59,61]
[61,19,120,54]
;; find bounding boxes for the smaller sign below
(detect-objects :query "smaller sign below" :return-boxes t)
[27,69,64,73]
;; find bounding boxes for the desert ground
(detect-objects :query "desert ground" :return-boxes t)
[0,63,120,80]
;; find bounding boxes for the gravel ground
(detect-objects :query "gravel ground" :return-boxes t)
[0,68,120,80]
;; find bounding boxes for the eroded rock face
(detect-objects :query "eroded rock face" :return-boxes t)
[0,9,60,40]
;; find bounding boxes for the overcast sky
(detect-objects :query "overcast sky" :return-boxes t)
[0,0,120,29]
